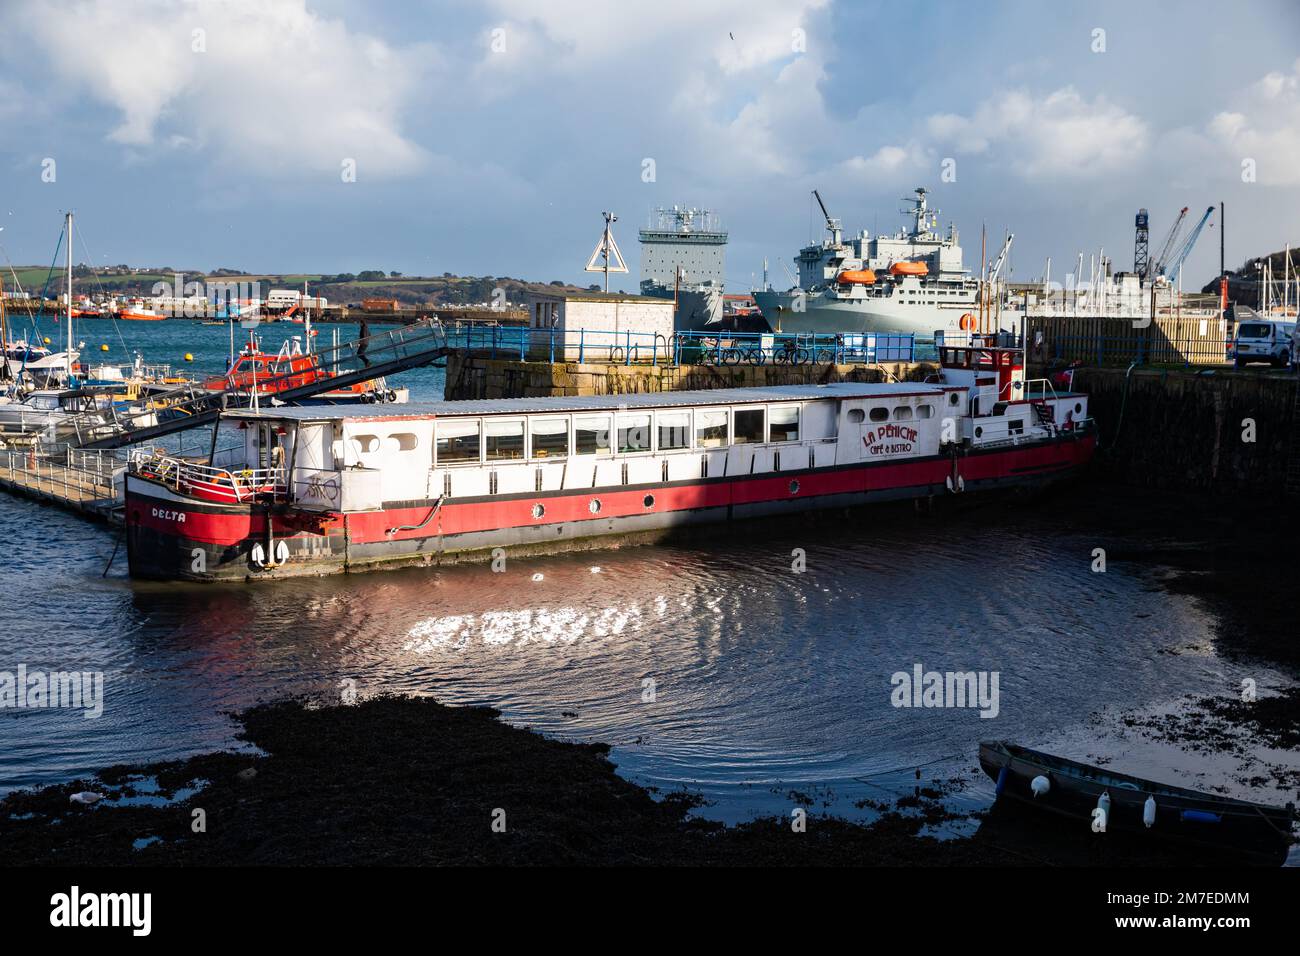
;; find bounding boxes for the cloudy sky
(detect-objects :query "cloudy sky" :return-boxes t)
[1,0,1298,291]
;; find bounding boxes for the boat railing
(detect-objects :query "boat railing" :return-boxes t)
[1001,377,1060,403]
[129,450,286,503]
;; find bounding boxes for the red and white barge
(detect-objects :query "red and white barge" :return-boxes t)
[124,345,1096,581]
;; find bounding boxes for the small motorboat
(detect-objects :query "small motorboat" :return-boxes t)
[979,741,1296,864]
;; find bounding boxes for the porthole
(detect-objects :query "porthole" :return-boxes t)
[643,494,655,509]
[847,408,865,423]
[589,498,602,514]
[974,426,983,438]
[1074,402,1083,414]
[789,479,800,495]
[949,393,960,405]
[531,503,545,519]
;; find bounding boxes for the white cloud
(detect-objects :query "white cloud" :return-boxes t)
[9,0,433,178]
[923,87,1149,179]
[1202,58,1300,185]
[476,0,827,75]
[838,143,931,181]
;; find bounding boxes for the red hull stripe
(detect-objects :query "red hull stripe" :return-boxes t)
[127,436,1094,546]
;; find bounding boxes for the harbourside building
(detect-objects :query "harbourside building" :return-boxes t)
[526,290,675,361]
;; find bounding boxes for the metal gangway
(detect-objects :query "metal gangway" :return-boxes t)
[68,319,453,450]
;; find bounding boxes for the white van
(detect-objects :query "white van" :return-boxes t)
[1232,318,1296,368]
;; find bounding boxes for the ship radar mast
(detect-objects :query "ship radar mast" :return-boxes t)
[903,187,938,239]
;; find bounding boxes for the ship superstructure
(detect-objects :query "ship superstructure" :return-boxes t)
[754,188,1003,337]
[638,206,727,330]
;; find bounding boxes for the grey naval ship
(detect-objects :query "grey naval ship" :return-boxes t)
[754,188,1000,337]
[638,206,726,331]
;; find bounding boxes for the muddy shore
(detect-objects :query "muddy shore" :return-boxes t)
[0,693,1266,867]
[1,479,1295,866]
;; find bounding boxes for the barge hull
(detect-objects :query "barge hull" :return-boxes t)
[126,433,1095,582]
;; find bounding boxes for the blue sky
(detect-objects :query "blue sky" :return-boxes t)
[1,0,1298,290]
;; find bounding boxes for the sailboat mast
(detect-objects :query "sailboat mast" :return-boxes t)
[65,211,74,381]
[303,278,312,353]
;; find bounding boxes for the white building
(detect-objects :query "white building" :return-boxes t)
[526,291,674,361]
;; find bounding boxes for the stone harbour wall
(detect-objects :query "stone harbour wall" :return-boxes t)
[1071,365,1297,498]
[443,353,938,400]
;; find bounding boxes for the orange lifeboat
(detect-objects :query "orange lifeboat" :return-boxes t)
[889,261,928,277]
[836,269,876,285]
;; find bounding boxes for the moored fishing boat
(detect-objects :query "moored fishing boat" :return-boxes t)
[980,741,1296,864]
[124,343,1096,581]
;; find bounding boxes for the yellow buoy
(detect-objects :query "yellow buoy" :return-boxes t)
[184,353,193,362]
[43,336,51,344]
[101,344,109,352]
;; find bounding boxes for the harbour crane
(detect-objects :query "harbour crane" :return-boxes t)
[1134,208,1150,279]
[1160,206,1214,282]
[1151,206,1188,279]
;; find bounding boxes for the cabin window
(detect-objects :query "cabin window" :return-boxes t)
[769,406,799,442]
[732,408,764,444]
[485,419,525,460]
[436,420,481,464]
[893,406,913,421]
[656,411,690,451]
[616,413,652,453]
[354,434,381,455]
[695,409,728,448]
[916,405,934,419]
[847,408,865,424]
[869,407,889,423]
[529,417,569,459]
[574,415,612,456]
[1009,419,1025,435]
[387,432,418,452]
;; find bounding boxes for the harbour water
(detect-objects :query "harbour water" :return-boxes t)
[0,319,1294,829]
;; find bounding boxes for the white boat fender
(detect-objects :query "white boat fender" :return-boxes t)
[1143,794,1156,829]
[1030,775,1050,798]
[250,542,266,568]
[274,540,289,565]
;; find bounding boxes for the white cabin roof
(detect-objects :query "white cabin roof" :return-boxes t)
[224,382,956,423]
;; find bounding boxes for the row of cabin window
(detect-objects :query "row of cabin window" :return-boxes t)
[418,405,801,465]
[846,403,936,425]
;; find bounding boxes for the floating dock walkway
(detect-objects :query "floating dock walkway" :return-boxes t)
[0,445,125,525]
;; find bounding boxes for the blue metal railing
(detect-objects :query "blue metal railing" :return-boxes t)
[449,325,920,366]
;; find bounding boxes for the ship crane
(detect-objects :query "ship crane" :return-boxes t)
[812,189,842,246]
[1160,206,1214,283]
[1151,206,1189,279]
